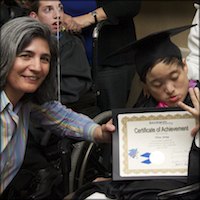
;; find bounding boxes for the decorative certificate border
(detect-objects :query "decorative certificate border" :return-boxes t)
[112,108,196,180]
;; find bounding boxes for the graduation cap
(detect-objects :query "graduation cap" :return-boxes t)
[108,24,196,82]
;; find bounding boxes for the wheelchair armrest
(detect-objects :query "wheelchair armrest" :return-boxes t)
[92,20,113,39]
[157,182,200,200]
[93,110,112,124]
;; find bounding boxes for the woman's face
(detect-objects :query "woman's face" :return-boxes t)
[145,60,189,107]
[5,37,51,103]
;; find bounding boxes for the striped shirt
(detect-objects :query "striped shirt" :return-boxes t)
[0,90,99,193]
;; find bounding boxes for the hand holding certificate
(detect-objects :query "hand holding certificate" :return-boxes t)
[112,108,196,180]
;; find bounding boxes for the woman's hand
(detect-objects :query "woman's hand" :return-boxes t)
[177,87,200,136]
[63,13,82,33]
[71,8,107,29]
[73,14,95,29]
[93,119,115,143]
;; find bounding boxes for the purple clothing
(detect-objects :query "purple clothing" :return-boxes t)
[157,80,197,108]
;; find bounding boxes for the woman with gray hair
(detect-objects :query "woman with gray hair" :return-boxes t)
[0,16,115,197]
[0,16,58,104]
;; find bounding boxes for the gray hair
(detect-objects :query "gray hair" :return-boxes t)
[0,16,58,104]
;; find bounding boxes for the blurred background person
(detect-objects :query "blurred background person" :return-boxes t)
[186,2,199,81]
[62,0,141,112]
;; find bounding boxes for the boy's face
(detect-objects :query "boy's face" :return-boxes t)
[30,0,64,34]
[145,59,189,107]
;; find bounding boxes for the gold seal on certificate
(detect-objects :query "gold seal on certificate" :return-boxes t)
[112,108,196,180]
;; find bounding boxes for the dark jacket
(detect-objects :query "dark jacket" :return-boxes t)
[0,3,27,27]
[59,31,92,104]
[96,0,141,66]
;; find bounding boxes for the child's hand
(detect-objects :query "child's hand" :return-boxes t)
[177,87,200,136]
[93,119,115,143]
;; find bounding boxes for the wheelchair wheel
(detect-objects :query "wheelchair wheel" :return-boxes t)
[69,111,112,193]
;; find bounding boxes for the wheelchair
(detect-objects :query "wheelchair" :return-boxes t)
[63,39,199,199]
[16,106,198,200]
[69,110,113,193]
[33,23,199,200]
[65,110,200,200]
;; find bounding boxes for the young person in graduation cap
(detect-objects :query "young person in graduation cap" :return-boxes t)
[68,24,200,200]
[110,24,199,137]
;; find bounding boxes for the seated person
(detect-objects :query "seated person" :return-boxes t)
[27,0,98,117]
[68,24,200,200]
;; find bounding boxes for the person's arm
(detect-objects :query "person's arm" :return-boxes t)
[64,0,141,30]
[63,13,82,32]
[177,87,200,136]
[64,7,107,30]
[186,3,199,80]
[30,101,115,142]
[93,119,115,143]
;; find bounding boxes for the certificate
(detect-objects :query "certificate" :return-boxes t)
[112,107,196,180]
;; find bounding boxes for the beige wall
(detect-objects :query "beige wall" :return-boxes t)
[134,0,196,48]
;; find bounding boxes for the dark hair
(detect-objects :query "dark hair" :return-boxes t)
[26,0,40,14]
[0,16,58,104]
[141,57,184,83]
